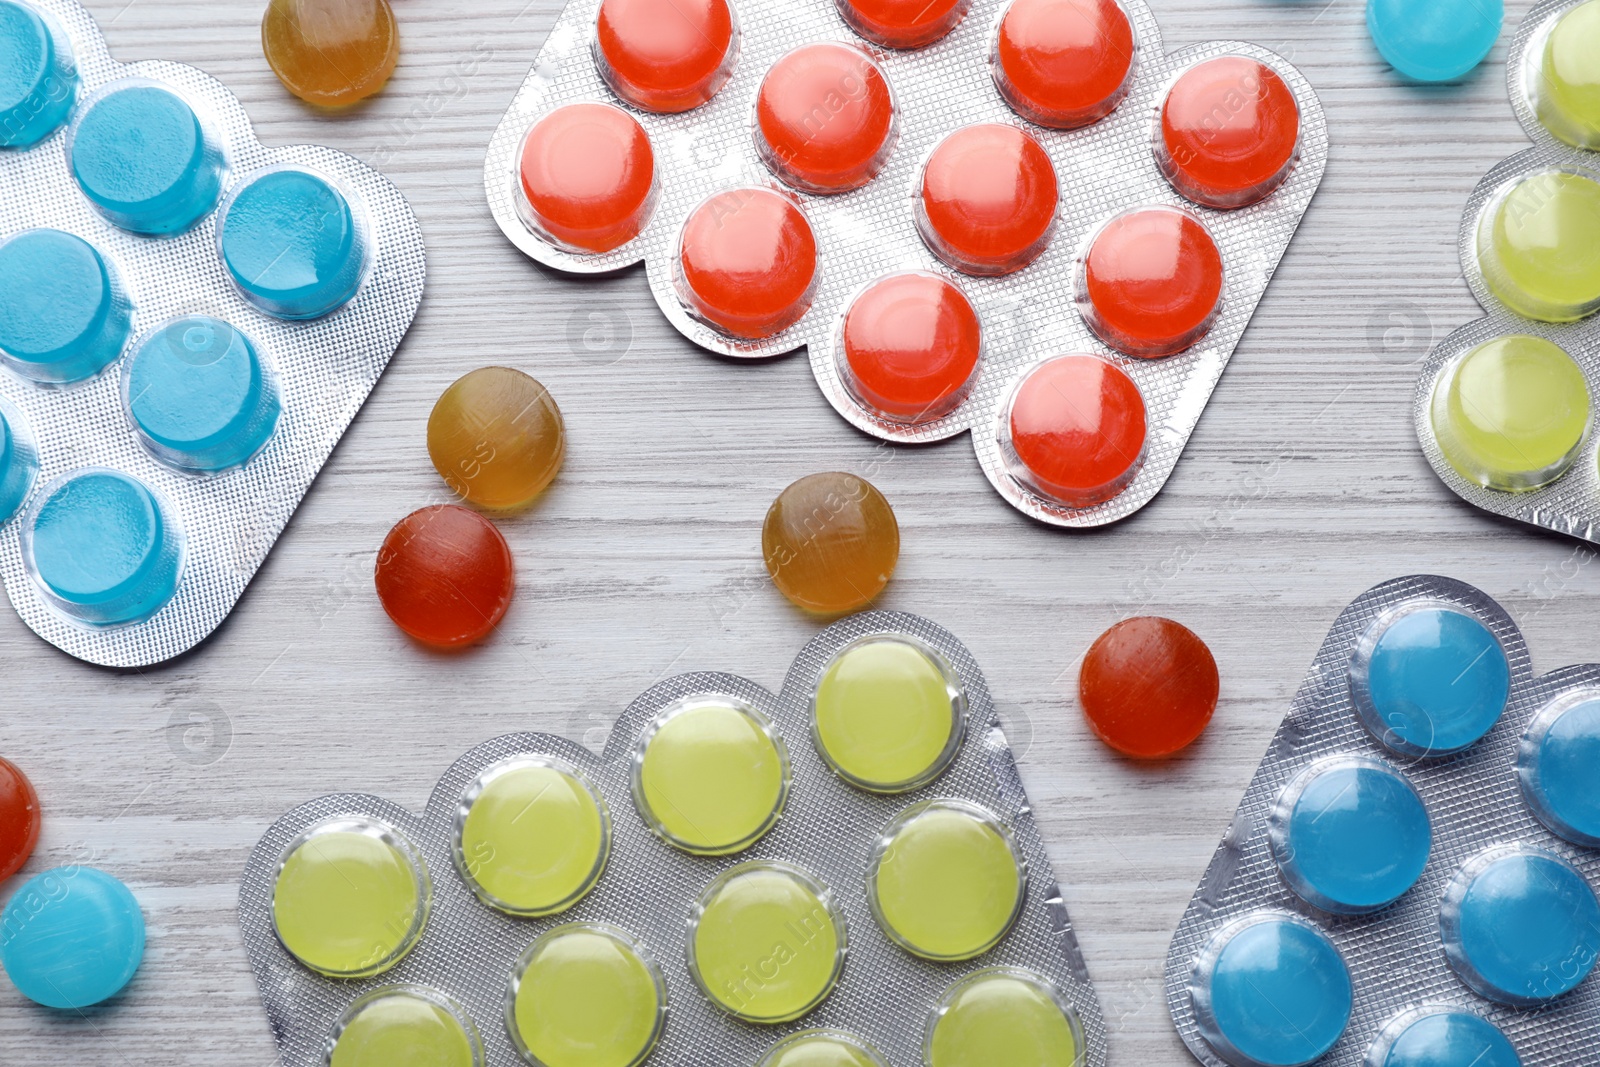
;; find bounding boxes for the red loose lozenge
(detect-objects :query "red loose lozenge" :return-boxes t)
[840,271,982,422]
[836,0,970,49]
[677,188,818,339]
[519,103,656,253]
[917,123,1058,276]
[992,0,1135,129]
[375,505,514,649]
[756,43,898,194]
[1157,56,1300,209]
[1080,206,1223,357]
[0,757,40,882]
[1003,354,1146,507]
[1079,616,1219,758]
[594,0,737,113]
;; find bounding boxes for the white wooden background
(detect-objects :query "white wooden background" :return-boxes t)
[3,0,1598,1063]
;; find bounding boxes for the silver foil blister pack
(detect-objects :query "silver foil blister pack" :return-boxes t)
[1164,575,1600,1066]
[1414,0,1600,545]
[239,611,1107,1067]
[0,0,425,667]
[483,0,1326,527]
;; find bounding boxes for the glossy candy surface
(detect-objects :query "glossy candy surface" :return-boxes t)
[70,82,223,235]
[0,866,144,1008]
[0,405,34,525]
[918,124,1057,274]
[1537,0,1600,149]
[812,637,961,792]
[757,44,896,194]
[261,0,399,106]
[992,0,1135,128]
[868,800,1023,960]
[1269,757,1432,914]
[427,367,565,509]
[836,0,968,48]
[1429,335,1591,492]
[1079,616,1218,758]
[677,188,817,339]
[0,228,132,384]
[126,316,280,474]
[595,0,736,113]
[374,505,514,648]
[762,472,898,614]
[1519,695,1600,847]
[1192,915,1353,1067]
[1351,605,1509,757]
[927,970,1082,1067]
[759,1030,887,1067]
[0,0,77,148]
[839,272,981,422]
[1440,846,1600,1006]
[329,989,481,1067]
[1158,57,1300,209]
[0,756,39,882]
[633,698,787,855]
[519,103,655,253]
[509,924,665,1067]
[1366,0,1501,82]
[1368,1011,1521,1067]
[1004,355,1147,508]
[689,862,844,1023]
[1477,169,1600,322]
[219,168,368,319]
[24,469,182,626]
[272,820,428,978]
[1081,206,1223,357]
[455,758,608,916]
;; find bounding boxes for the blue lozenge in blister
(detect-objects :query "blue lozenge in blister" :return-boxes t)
[218,166,368,320]
[0,0,75,148]
[0,866,145,1009]
[124,316,280,473]
[1518,692,1600,847]
[0,227,132,384]
[0,398,37,523]
[1364,1009,1522,1067]
[68,79,224,235]
[1190,913,1353,1067]
[1350,602,1510,757]
[1269,755,1432,915]
[1366,0,1503,82]
[1440,844,1600,1006]
[20,468,182,626]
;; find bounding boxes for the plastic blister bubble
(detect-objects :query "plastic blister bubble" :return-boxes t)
[1415,0,1600,546]
[483,0,1326,527]
[239,611,1107,1067]
[1165,575,1600,1066]
[0,0,425,666]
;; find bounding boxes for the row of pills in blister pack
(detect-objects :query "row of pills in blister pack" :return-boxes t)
[1424,0,1600,504]
[0,0,376,628]
[1180,592,1600,1067]
[259,635,1087,1067]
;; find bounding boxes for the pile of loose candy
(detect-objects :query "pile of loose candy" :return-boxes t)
[240,614,1108,1067]
[1416,0,1600,546]
[483,0,1328,527]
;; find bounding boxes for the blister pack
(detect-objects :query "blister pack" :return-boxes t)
[1164,575,1600,1067]
[1414,0,1600,545]
[0,0,425,667]
[239,611,1106,1067]
[483,0,1326,526]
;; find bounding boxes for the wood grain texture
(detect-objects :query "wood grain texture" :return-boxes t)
[3,0,1598,1063]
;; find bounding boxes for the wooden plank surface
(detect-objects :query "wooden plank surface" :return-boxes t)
[3,0,1598,1062]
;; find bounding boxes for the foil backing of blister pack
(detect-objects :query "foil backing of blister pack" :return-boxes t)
[239,611,1107,1067]
[1414,0,1600,546]
[1163,575,1600,1066]
[0,0,426,667]
[483,0,1327,527]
